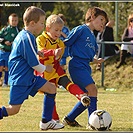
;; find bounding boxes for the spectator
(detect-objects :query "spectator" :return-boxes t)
[62,7,108,129]
[116,13,133,68]
[0,6,65,130]
[94,20,119,70]
[0,13,19,87]
[35,14,90,123]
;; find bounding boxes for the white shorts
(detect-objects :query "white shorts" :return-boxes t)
[121,44,133,55]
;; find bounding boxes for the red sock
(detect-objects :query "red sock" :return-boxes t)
[52,104,59,120]
[66,83,85,100]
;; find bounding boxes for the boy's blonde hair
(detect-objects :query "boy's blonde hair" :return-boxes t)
[85,7,108,24]
[23,6,45,26]
[46,14,64,28]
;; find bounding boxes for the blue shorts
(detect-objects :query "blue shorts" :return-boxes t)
[0,50,10,67]
[9,76,47,105]
[69,59,95,93]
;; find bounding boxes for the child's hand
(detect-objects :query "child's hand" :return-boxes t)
[45,64,53,73]
[38,51,44,58]
[97,58,105,64]
[93,58,105,64]
[54,48,62,60]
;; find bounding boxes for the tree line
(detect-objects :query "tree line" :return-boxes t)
[0,2,133,41]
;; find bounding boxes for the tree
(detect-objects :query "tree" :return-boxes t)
[1,1,133,41]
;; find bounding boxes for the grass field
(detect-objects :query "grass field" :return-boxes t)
[0,87,133,132]
[0,53,133,132]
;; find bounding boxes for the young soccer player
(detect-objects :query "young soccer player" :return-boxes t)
[0,6,64,130]
[0,13,19,87]
[62,7,108,129]
[35,14,90,124]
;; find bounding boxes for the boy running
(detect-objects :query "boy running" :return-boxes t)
[62,7,108,129]
[0,6,64,130]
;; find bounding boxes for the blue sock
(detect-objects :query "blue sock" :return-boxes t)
[1,106,8,118]
[0,108,3,119]
[67,101,87,121]
[88,96,97,118]
[0,72,2,78]
[42,93,56,123]
[4,71,8,84]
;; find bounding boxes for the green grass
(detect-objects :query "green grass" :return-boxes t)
[0,87,133,132]
[91,54,133,91]
[0,54,133,131]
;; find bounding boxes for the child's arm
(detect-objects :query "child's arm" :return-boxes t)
[38,48,62,60]
[33,63,53,73]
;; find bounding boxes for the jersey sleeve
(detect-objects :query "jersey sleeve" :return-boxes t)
[64,25,82,47]
[20,33,40,68]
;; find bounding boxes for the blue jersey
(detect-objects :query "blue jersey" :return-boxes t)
[60,26,70,58]
[60,26,70,41]
[64,24,98,62]
[64,24,98,90]
[8,29,40,86]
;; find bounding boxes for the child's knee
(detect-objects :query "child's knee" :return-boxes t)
[8,105,21,115]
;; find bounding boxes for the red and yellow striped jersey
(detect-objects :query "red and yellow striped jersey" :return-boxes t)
[36,31,66,82]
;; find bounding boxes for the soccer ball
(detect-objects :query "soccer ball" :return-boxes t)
[89,110,112,131]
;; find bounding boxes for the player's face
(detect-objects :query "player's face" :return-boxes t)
[34,16,45,36]
[93,15,106,31]
[9,16,18,27]
[47,23,63,41]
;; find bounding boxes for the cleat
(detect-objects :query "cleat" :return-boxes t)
[53,119,60,123]
[62,116,82,127]
[81,95,90,107]
[39,120,64,130]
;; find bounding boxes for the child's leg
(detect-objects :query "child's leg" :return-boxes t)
[0,66,3,86]
[0,71,2,85]
[85,84,97,116]
[39,80,64,130]
[40,93,64,130]
[0,105,21,119]
[87,96,97,117]
[41,93,56,123]
[3,71,8,85]
[52,103,60,121]
[65,101,87,120]
[58,76,87,100]
[63,83,97,127]
[48,79,60,121]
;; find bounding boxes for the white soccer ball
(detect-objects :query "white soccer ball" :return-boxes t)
[89,110,112,131]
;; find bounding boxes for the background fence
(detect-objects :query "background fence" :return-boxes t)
[97,41,133,87]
